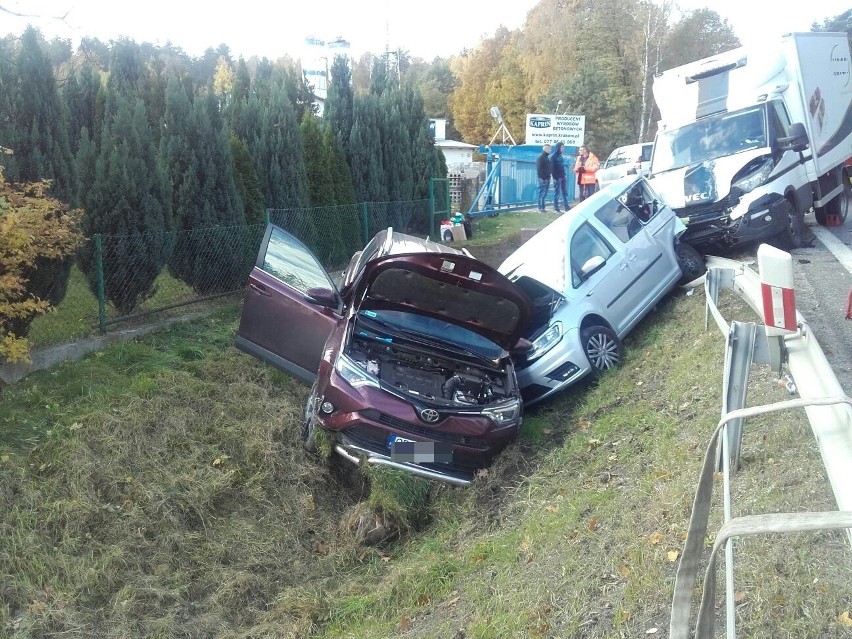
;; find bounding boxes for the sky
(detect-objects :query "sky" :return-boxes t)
[1,0,848,61]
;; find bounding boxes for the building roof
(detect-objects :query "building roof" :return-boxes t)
[435,139,478,150]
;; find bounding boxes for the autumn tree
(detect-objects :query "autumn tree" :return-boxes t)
[0,169,83,364]
[660,8,740,72]
[449,27,525,144]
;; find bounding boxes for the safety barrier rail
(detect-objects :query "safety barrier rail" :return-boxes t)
[670,251,852,638]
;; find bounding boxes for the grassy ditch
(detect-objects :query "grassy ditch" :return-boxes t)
[2,290,851,638]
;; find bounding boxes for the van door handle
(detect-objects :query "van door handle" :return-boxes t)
[619,262,629,270]
[249,282,272,297]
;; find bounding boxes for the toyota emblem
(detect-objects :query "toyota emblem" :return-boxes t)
[420,408,440,423]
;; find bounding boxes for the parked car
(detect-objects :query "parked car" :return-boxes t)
[499,175,704,405]
[235,226,534,486]
[596,142,654,190]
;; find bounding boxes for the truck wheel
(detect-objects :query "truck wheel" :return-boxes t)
[675,242,706,285]
[815,173,850,225]
[770,199,810,250]
[580,325,623,374]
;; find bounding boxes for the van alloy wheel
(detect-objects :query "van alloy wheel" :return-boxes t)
[581,326,623,374]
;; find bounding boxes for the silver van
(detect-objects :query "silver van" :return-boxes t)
[596,142,654,190]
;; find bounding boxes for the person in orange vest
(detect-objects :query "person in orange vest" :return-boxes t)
[574,145,600,201]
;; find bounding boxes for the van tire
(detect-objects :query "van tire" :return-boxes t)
[675,242,706,284]
[580,326,623,374]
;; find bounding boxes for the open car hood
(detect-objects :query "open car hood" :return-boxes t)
[356,253,533,351]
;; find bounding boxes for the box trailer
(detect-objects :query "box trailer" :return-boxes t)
[648,32,851,249]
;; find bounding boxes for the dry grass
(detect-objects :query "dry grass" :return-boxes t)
[2,287,850,639]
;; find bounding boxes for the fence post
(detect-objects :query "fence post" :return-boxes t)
[94,234,107,335]
[360,202,369,246]
[264,209,270,224]
[429,179,436,239]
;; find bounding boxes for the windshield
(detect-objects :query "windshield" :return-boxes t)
[358,310,503,360]
[652,105,768,174]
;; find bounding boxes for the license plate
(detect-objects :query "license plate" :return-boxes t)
[389,437,452,463]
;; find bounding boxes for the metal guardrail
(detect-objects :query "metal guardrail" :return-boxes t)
[670,254,852,638]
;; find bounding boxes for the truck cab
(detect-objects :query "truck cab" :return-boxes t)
[648,32,851,250]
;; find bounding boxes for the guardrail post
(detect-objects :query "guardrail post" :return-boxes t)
[263,209,270,224]
[94,234,107,335]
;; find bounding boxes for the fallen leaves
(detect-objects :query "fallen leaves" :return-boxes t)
[667,550,679,562]
[838,611,852,627]
[587,516,599,531]
[649,531,664,545]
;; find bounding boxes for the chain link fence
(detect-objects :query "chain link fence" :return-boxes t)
[23,198,443,352]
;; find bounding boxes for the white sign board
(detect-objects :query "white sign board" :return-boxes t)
[525,113,585,146]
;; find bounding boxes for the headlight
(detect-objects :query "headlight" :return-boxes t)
[732,158,774,194]
[482,400,521,426]
[335,353,380,389]
[527,322,563,362]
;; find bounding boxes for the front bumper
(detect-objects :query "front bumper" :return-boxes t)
[678,193,789,248]
[515,327,589,405]
[316,370,519,486]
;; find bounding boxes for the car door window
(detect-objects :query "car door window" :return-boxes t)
[570,222,615,288]
[262,226,335,294]
[594,199,642,243]
[620,181,659,224]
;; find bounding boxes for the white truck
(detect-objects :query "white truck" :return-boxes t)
[648,32,851,250]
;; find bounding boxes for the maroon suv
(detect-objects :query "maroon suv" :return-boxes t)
[235,225,532,486]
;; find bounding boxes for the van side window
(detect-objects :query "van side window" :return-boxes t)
[595,200,641,243]
[570,223,615,288]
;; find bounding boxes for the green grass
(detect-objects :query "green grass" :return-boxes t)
[25,265,214,350]
[461,209,554,248]
[2,271,850,638]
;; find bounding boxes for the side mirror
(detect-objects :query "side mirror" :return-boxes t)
[778,122,809,153]
[580,255,606,279]
[305,287,338,308]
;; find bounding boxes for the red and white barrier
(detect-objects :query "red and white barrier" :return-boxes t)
[757,244,797,334]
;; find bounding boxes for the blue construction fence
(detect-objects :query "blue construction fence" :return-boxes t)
[469,145,578,217]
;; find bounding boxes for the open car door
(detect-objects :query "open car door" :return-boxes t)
[235,224,342,385]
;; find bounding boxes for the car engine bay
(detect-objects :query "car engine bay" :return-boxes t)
[346,335,516,407]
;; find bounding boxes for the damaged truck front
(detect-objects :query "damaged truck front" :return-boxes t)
[648,32,851,250]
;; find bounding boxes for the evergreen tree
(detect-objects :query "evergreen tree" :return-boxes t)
[162,81,247,294]
[79,39,172,314]
[10,27,75,202]
[382,90,415,202]
[324,55,354,151]
[370,55,390,95]
[325,125,356,207]
[349,93,386,203]
[301,111,334,207]
[229,134,264,224]
[301,112,348,264]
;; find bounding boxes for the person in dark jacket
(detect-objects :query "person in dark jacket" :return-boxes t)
[536,144,552,212]
[550,142,570,213]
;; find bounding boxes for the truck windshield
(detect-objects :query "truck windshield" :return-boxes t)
[652,105,767,174]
